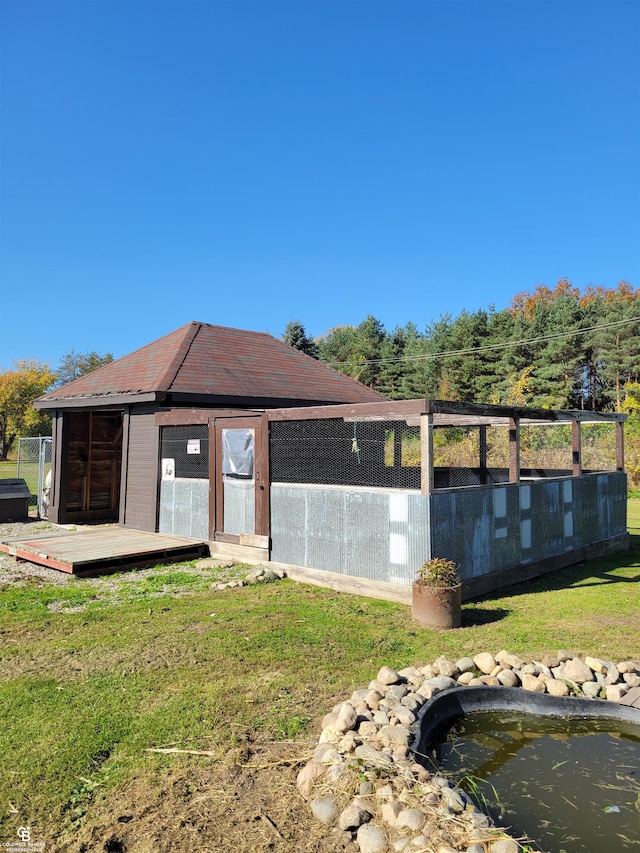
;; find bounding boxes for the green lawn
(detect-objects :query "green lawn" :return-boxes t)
[1,516,639,849]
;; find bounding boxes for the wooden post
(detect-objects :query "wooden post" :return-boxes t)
[479,425,488,484]
[509,417,520,484]
[420,414,434,495]
[616,421,625,472]
[572,421,582,476]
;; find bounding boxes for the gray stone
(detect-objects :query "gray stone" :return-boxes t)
[546,677,570,697]
[381,800,403,825]
[311,797,340,825]
[354,743,395,770]
[433,656,459,678]
[532,660,552,678]
[564,657,595,684]
[378,666,402,685]
[401,693,425,711]
[521,673,546,693]
[386,684,409,702]
[604,662,620,685]
[489,840,520,853]
[321,710,339,728]
[467,846,485,853]
[317,746,342,764]
[359,721,379,738]
[421,676,458,693]
[373,711,390,726]
[497,669,519,687]
[443,788,466,813]
[557,649,573,662]
[456,657,475,673]
[474,652,496,674]
[606,684,628,701]
[366,689,384,709]
[581,681,602,699]
[338,731,359,754]
[352,688,371,703]
[392,704,416,726]
[378,724,411,747]
[357,823,388,853]
[296,761,324,799]
[335,702,359,732]
[396,808,426,832]
[339,801,373,831]
[521,663,539,676]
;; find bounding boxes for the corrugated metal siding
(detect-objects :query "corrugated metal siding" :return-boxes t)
[123,409,159,531]
[270,484,429,585]
[429,472,628,582]
[159,478,209,539]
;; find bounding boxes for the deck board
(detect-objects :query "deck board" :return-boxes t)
[0,527,208,575]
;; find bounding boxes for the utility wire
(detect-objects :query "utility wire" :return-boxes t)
[323,315,639,368]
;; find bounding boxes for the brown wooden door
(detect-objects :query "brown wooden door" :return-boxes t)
[210,415,269,546]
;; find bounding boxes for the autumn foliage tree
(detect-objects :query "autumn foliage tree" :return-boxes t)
[0,361,56,459]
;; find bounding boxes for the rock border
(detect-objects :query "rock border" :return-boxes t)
[297,651,640,853]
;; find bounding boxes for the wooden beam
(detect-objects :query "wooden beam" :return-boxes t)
[509,417,520,484]
[479,425,488,484]
[420,414,434,495]
[572,421,582,476]
[616,421,625,472]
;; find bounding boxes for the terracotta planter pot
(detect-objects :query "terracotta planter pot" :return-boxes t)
[412,581,462,629]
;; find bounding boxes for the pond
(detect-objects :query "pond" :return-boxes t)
[432,710,640,853]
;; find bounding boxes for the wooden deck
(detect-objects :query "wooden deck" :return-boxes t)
[0,526,208,576]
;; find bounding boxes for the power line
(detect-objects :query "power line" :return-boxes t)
[323,315,639,368]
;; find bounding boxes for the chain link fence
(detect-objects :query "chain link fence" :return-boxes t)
[16,436,52,517]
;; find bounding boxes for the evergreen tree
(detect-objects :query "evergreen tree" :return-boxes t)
[282,320,319,359]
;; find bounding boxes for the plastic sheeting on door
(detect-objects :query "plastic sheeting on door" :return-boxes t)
[222,429,254,478]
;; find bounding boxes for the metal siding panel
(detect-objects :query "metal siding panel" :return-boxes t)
[159,480,176,534]
[270,484,427,586]
[159,479,209,539]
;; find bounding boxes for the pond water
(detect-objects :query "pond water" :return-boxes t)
[433,711,640,853]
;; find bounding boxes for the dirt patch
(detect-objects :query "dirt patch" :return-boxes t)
[53,745,358,853]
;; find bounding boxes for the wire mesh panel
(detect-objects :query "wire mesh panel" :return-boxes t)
[160,425,209,479]
[269,419,421,489]
[520,424,572,474]
[432,425,510,488]
[16,436,52,515]
[581,422,617,472]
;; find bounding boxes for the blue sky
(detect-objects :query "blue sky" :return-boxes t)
[1,0,639,368]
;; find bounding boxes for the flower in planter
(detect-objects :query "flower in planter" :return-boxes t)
[415,557,460,588]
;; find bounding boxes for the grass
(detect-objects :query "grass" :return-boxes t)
[0,507,638,848]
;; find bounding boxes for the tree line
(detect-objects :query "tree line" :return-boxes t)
[0,349,113,459]
[284,279,640,412]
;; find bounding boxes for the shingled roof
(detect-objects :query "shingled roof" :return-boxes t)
[35,322,387,409]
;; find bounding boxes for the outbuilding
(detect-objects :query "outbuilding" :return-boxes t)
[34,321,628,599]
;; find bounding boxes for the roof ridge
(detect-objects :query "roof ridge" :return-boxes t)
[155,322,202,392]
